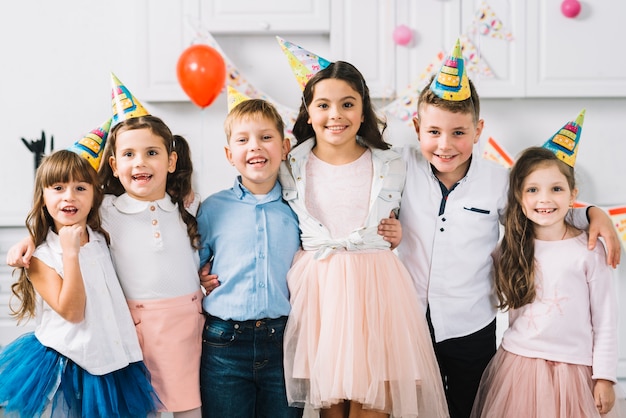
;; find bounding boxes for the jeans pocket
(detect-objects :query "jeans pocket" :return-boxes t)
[202,320,237,348]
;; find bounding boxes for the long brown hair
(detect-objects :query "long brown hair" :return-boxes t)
[495,147,576,310]
[99,115,199,248]
[11,150,107,323]
[292,61,389,150]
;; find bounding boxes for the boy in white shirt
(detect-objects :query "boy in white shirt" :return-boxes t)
[396,40,621,418]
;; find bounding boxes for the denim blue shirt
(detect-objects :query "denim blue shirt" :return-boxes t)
[196,177,301,321]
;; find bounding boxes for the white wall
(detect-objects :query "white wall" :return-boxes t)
[1,1,625,375]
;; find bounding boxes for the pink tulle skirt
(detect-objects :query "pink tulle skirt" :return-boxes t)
[471,347,621,418]
[283,249,449,417]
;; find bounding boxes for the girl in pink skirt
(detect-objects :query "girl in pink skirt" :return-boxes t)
[471,146,620,418]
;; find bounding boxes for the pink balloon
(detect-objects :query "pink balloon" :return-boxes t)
[393,25,413,46]
[561,0,581,18]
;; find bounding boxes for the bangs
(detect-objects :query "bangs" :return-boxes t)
[38,151,97,187]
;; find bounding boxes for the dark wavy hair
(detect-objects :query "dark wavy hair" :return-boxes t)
[292,60,389,150]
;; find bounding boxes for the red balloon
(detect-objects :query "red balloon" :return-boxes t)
[176,44,226,109]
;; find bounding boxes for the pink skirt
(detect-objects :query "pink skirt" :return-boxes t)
[128,289,204,412]
[471,347,621,418]
[283,249,449,418]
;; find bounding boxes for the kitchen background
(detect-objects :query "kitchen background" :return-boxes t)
[0,0,624,391]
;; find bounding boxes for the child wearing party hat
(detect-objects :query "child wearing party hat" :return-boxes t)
[395,40,621,418]
[276,37,449,417]
[470,143,619,418]
[0,148,160,417]
[195,92,302,417]
[7,75,205,418]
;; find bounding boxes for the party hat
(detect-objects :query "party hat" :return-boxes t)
[276,36,331,91]
[111,73,149,125]
[429,39,471,101]
[67,118,112,170]
[227,85,252,112]
[542,109,585,167]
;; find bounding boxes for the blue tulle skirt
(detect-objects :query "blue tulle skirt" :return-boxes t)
[0,333,160,417]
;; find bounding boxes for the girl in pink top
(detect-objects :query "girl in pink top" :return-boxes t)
[471,147,619,418]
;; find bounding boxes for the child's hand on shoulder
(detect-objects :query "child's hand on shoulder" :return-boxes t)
[378,210,402,250]
[593,379,615,414]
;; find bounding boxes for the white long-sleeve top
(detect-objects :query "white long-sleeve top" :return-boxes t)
[501,232,618,383]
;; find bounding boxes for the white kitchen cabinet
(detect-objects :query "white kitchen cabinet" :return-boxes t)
[525,0,626,97]
[200,0,330,34]
[456,0,626,97]
[136,0,626,103]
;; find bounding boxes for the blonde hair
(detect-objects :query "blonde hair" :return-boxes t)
[224,99,285,142]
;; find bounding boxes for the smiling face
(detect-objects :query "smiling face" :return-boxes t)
[521,162,577,239]
[43,180,94,231]
[414,103,483,188]
[225,114,290,195]
[108,127,177,201]
[306,78,365,162]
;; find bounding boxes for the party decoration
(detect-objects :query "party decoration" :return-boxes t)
[460,35,494,79]
[276,36,331,91]
[393,25,413,46]
[176,44,226,109]
[430,39,471,101]
[382,51,444,125]
[226,85,251,112]
[607,206,626,252]
[482,137,514,168]
[472,1,514,41]
[561,0,582,18]
[111,73,149,125]
[542,109,585,168]
[67,118,111,171]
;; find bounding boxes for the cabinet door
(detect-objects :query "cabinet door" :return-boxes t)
[331,0,396,99]
[200,0,330,34]
[526,0,626,97]
[136,0,199,102]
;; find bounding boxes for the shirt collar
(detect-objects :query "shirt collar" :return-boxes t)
[232,176,283,203]
[112,193,177,214]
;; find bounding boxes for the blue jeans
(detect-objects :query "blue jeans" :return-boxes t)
[200,315,302,418]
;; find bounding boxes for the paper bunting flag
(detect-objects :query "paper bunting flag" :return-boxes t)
[430,39,471,101]
[482,137,514,168]
[460,35,494,79]
[607,206,626,252]
[111,73,149,125]
[276,36,331,91]
[67,118,112,171]
[226,85,252,112]
[199,31,298,140]
[542,109,585,168]
[382,51,444,125]
[473,1,514,41]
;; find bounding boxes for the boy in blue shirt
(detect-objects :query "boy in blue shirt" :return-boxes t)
[196,98,302,418]
[196,97,402,417]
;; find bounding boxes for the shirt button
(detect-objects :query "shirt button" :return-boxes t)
[442,218,446,222]
[152,219,158,225]
[440,228,444,232]
[154,232,161,238]
[150,205,156,211]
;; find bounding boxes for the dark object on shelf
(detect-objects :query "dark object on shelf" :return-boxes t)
[21,130,54,171]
